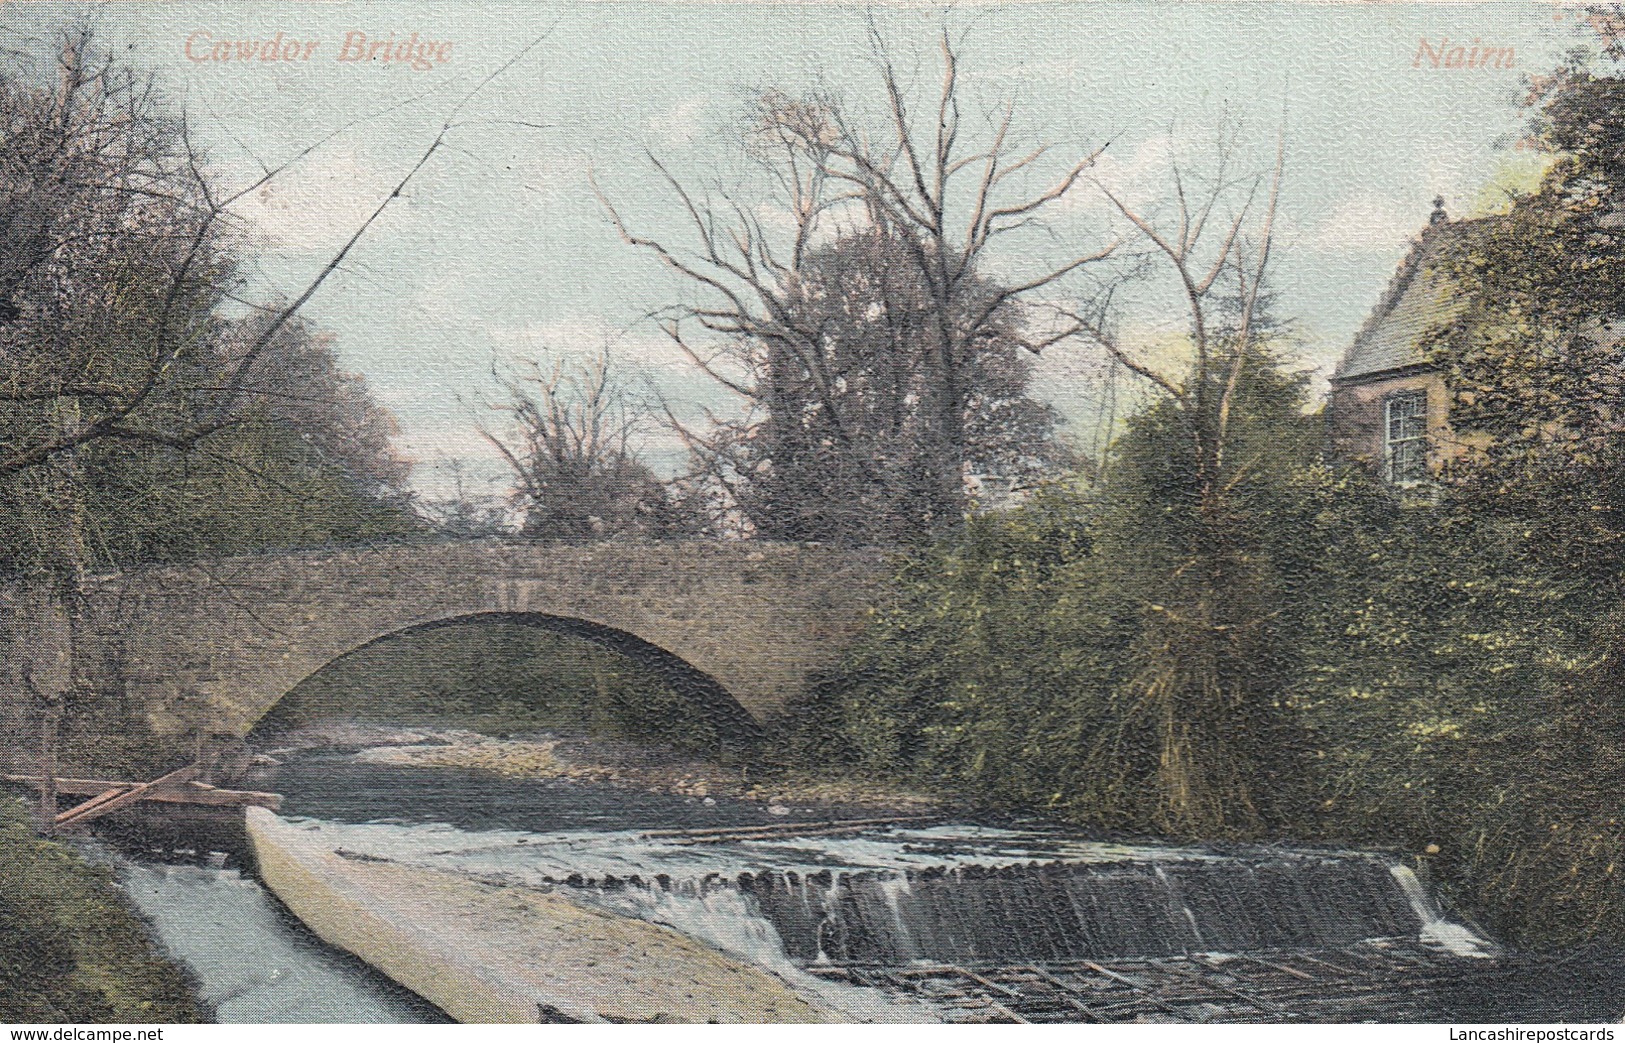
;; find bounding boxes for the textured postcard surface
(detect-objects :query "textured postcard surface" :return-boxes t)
[3,0,1625,1028]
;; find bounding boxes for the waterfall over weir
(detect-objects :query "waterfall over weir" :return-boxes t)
[277,814,1482,972]
[234,746,1625,1022]
[722,855,1424,965]
[585,849,1447,968]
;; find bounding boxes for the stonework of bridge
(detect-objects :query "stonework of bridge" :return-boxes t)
[0,540,887,747]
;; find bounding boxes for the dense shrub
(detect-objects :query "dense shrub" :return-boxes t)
[790,355,1625,947]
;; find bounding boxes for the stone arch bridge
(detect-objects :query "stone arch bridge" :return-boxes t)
[0,541,887,748]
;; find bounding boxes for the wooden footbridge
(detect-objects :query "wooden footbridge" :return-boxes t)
[4,764,281,830]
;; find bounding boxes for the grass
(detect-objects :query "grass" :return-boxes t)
[0,793,202,1023]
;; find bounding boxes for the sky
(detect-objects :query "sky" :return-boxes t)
[2,1,1598,500]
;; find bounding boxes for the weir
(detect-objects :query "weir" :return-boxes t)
[677,854,1428,965]
[244,801,1510,1022]
[564,841,1473,973]
[243,808,835,1023]
[218,742,1567,1023]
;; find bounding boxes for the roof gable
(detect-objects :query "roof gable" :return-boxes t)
[1335,217,1477,384]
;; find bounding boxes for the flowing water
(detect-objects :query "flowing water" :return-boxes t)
[247,742,1512,1008]
[106,735,1615,1022]
[114,860,449,1023]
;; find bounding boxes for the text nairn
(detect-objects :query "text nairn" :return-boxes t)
[1414,37,1514,70]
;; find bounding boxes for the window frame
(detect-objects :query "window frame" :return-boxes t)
[1383,388,1430,486]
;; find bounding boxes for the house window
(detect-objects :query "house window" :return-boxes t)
[1384,389,1429,485]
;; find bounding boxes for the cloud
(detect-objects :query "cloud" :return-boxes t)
[1312,191,1425,254]
[222,148,406,253]
[1058,134,1178,225]
[648,95,711,146]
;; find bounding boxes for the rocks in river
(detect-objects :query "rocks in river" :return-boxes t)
[263,721,942,815]
[258,722,450,753]
[353,735,605,780]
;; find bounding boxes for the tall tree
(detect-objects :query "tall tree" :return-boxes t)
[0,27,434,827]
[1395,54,1625,938]
[598,32,1113,542]
[677,230,1065,542]
[0,27,430,565]
[814,350,1318,835]
[7,312,419,570]
[1426,66,1625,582]
[1058,126,1291,836]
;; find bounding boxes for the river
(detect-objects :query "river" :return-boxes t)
[101,730,1625,1023]
[115,860,449,1023]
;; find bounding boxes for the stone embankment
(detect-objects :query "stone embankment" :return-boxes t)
[245,807,833,1023]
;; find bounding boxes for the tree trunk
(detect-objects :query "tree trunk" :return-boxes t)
[929,322,968,526]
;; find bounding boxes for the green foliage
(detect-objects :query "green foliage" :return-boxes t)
[1425,70,1625,584]
[1282,476,1625,947]
[78,419,418,563]
[795,485,1113,805]
[1309,64,1625,946]
[0,794,201,1022]
[683,229,1067,544]
[253,622,731,756]
[792,58,1625,937]
[0,34,420,581]
[803,352,1324,834]
[0,32,422,797]
[1086,354,1324,835]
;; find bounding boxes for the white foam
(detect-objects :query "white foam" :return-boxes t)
[1388,864,1497,958]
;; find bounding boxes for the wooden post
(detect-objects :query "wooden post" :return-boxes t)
[37,696,59,837]
[22,662,63,838]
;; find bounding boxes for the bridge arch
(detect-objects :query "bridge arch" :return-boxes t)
[254,610,764,745]
[10,541,884,749]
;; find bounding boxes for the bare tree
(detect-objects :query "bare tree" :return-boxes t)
[596,29,1115,540]
[482,349,675,541]
[0,24,540,830]
[1069,125,1284,517]
[1062,124,1289,837]
[0,23,541,485]
[659,231,1067,541]
[415,458,512,537]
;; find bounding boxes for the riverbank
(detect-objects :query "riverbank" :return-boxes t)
[0,793,202,1022]
[258,723,943,814]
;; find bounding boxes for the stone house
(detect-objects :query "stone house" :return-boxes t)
[1327,199,1478,486]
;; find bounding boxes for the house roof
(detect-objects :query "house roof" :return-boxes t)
[1334,209,1478,385]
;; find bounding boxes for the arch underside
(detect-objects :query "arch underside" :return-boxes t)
[262,610,764,745]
